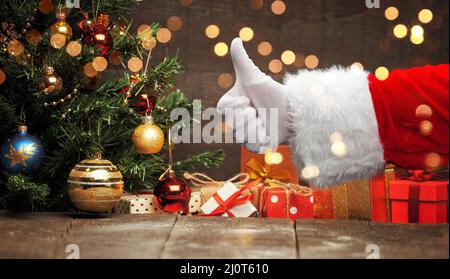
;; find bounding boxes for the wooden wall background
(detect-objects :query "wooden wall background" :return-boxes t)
[131,0,449,180]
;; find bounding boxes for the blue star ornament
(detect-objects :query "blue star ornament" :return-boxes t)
[1,125,45,174]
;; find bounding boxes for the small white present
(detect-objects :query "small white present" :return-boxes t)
[115,194,163,215]
[200,182,257,217]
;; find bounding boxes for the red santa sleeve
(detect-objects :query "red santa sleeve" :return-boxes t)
[284,64,449,187]
[368,64,449,171]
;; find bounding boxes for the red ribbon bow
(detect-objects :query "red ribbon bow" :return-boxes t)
[407,170,433,182]
[200,179,261,217]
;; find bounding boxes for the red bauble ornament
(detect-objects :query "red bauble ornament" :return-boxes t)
[132,94,156,116]
[154,170,191,213]
[79,14,113,56]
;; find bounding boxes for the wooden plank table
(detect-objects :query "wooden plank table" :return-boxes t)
[0,211,448,259]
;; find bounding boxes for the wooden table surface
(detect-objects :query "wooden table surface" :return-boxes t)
[0,211,448,259]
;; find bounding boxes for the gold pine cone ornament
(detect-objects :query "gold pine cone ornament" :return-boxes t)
[132,116,165,154]
[67,155,124,213]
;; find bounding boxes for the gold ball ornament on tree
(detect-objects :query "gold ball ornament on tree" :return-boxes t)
[0,69,6,85]
[132,116,165,154]
[50,6,72,40]
[6,40,24,57]
[39,67,63,95]
[67,154,124,213]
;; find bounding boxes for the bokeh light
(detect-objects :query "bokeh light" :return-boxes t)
[425,153,441,168]
[418,9,433,24]
[217,73,234,88]
[50,34,66,49]
[0,69,6,85]
[6,39,24,56]
[329,132,344,143]
[393,24,408,38]
[281,50,296,65]
[83,62,98,78]
[66,41,82,56]
[351,62,364,71]
[264,151,284,165]
[410,34,425,45]
[239,27,254,42]
[331,141,348,157]
[128,57,144,72]
[249,0,264,10]
[411,25,424,37]
[271,0,286,15]
[385,7,399,21]
[167,16,183,32]
[205,25,220,39]
[257,41,273,56]
[415,104,433,118]
[92,56,108,72]
[301,165,320,179]
[375,66,390,81]
[419,120,433,136]
[156,28,172,44]
[269,59,283,74]
[214,42,229,57]
[305,55,319,69]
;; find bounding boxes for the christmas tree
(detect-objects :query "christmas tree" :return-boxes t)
[0,0,224,211]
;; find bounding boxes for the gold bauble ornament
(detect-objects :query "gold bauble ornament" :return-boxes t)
[50,6,72,40]
[132,116,165,154]
[39,67,63,95]
[67,154,124,213]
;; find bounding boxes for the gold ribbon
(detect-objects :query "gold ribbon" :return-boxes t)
[246,159,292,186]
[183,172,251,190]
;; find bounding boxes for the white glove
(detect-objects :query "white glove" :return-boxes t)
[217,38,290,152]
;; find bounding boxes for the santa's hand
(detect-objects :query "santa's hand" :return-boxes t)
[217,38,290,152]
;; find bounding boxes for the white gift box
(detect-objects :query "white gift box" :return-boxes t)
[115,192,203,215]
[200,182,257,217]
[115,194,162,214]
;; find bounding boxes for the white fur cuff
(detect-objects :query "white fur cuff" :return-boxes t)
[284,67,385,187]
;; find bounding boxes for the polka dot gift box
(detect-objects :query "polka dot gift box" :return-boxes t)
[115,192,202,215]
[258,184,314,221]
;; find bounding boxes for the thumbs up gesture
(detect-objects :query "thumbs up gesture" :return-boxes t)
[217,38,291,152]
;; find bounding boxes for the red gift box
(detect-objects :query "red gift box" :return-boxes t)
[389,178,448,224]
[258,185,314,221]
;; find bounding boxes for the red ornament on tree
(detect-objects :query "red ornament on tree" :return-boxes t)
[153,126,191,213]
[79,14,113,56]
[154,169,191,213]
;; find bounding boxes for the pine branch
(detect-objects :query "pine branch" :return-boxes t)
[5,175,50,211]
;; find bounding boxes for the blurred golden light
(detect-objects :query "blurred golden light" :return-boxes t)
[271,0,286,15]
[305,55,319,69]
[375,66,390,81]
[128,57,144,72]
[239,27,254,42]
[410,34,424,45]
[301,165,320,179]
[142,37,157,50]
[264,151,284,165]
[249,0,264,10]
[6,39,24,56]
[416,104,433,118]
[137,24,153,40]
[214,42,229,57]
[217,73,234,89]
[92,56,108,72]
[331,141,348,157]
[384,7,399,21]
[418,9,433,24]
[0,69,6,85]
[167,16,183,32]
[329,132,344,143]
[205,25,220,39]
[411,25,424,37]
[66,41,82,56]
[351,62,364,71]
[50,33,66,49]
[257,41,273,56]
[179,0,193,6]
[157,28,172,44]
[281,50,296,65]
[269,59,283,74]
[83,62,98,78]
[419,120,433,136]
[393,24,408,38]
[425,153,441,168]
